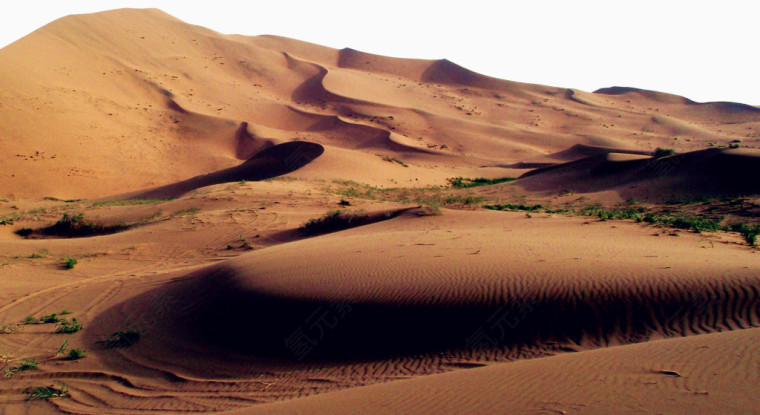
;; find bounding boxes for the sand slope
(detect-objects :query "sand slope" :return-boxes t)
[516,147,760,200]
[233,327,760,415]
[0,209,748,413]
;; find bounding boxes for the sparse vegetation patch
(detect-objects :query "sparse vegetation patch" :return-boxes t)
[17,213,131,238]
[26,383,69,401]
[55,318,82,334]
[484,203,543,212]
[65,348,87,360]
[448,177,517,188]
[63,257,78,269]
[300,210,370,236]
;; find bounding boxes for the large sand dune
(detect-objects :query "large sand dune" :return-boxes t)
[1,7,759,415]
[2,8,758,199]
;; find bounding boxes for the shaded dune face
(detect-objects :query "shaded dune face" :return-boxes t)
[104,141,324,201]
[142,269,760,361]
[517,148,760,197]
[93,214,760,363]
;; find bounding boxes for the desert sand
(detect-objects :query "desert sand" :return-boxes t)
[1,8,759,414]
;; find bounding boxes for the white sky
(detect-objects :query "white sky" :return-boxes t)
[1,1,758,105]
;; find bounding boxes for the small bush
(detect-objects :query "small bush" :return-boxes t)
[484,203,543,212]
[17,359,38,371]
[729,143,740,149]
[444,195,483,205]
[63,257,77,270]
[669,216,722,233]
[42,313,60,323]
[449,177,517,188]
[26,383,69,401]
[55,318,82,334]
[25,213,131,238]
[66,348,87,360]
[732,223,760,246]
[24,316,38,325]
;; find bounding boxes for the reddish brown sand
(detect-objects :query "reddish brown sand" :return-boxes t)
[1,8,759,415]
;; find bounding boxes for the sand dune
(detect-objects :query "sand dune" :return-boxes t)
[0,208,749,414]
[235,327,760,415]
[516,147,760,200]
[2,8,757,199]
[1,7,759,415]
[110,210,759,359]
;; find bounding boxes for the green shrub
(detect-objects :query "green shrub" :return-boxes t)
[26,383,68,400]
[55,318,82,334]
[17,359,38,371]
[444,195,483,205]
[27,213,131,238]
[448,177,517,188]
[63,257,77,269]
[731,223,759,246]
[66,348,86,360]
[484,203,543,212]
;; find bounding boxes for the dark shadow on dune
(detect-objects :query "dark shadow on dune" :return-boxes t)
[517,148,760,198]
[16,213,132,239]
[102,141,324,201]
[91,259,760,364]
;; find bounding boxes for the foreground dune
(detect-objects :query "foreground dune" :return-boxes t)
[234,327,760,415]
[2,207,755,413]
